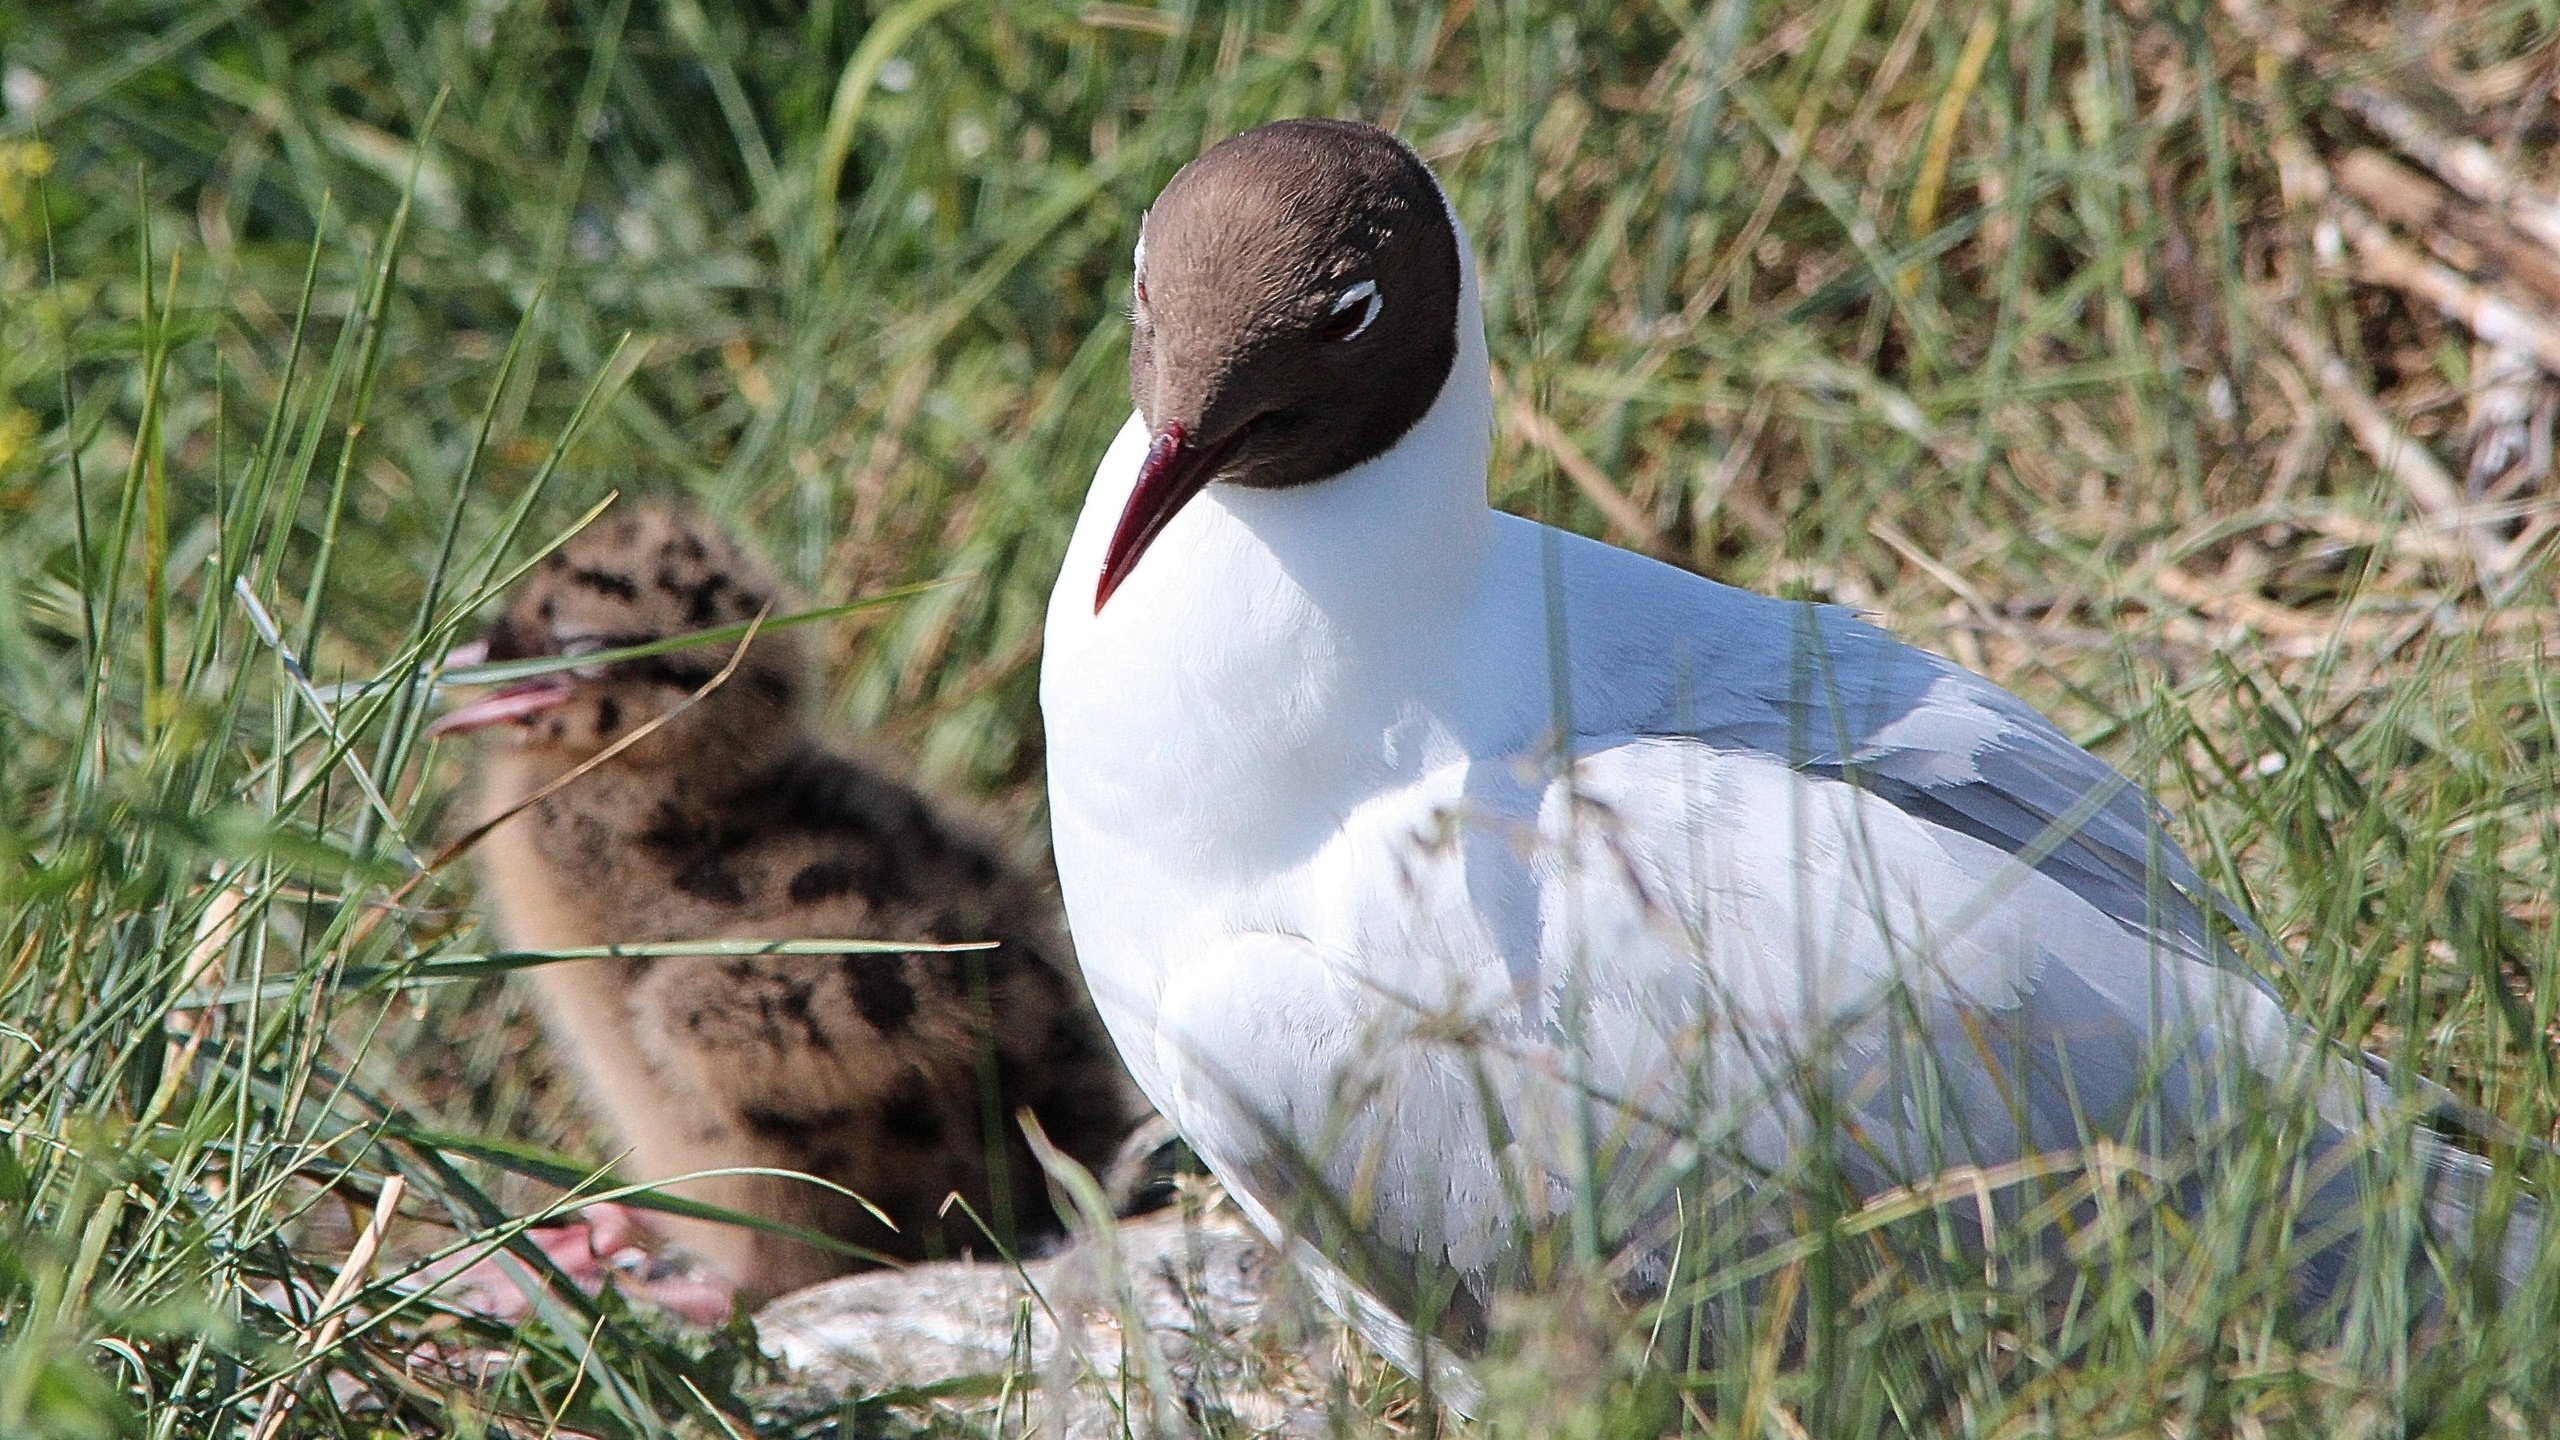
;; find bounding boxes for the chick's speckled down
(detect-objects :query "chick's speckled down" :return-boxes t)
[457,506,1142,1298]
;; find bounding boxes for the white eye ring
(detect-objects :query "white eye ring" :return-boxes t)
[1132,231,1148,306]
[1328,280,1381,340]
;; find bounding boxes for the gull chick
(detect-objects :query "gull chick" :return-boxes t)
[440,506,1139,1306]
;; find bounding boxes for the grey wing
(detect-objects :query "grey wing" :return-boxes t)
[1632,602,2256,971]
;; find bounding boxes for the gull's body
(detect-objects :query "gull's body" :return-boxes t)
[1041,120,2533,1363]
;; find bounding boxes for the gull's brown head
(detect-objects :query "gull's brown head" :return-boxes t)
[431,506,807,771]
[1100,118,1462,610]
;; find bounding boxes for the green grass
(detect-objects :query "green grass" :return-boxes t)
[2,0,2557,1434]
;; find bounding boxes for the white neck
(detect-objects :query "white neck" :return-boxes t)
[1197,246,1496,618]
[1043,230,1499,876]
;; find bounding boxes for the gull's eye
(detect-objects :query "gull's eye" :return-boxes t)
[559,634,609,680]
[1316,280,1380,342]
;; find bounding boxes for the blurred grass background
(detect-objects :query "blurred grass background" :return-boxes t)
[2,0,2557,1434]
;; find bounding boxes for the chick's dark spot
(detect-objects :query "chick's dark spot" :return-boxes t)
[740,1106,822,1144]
[1031,1088,1126,1153]
[595,696,621,735]
[645,660,720,692]
[993,1048,1029,1096]
[847,961,918,1032]
[919,949,974,997]
[673,859,749,905]
[788,859,861,904]
[655,568,731,626]
[482,615,537,663]
[879,1086,945,1147]
[1045,1016,1098,1063]
[769,977,824,1044]
[570,566,640,600]
[921,940,1021,1000]
[566,812,613,867]
[639,803,714,853]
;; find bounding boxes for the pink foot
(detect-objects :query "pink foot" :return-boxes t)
[431,1202,739,1325]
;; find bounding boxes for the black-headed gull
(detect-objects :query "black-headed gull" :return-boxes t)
[1040,118,2538,1373]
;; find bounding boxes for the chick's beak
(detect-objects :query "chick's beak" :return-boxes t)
[426,637,575,738]
[427,677,577,737]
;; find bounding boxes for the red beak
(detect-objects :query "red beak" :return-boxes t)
[1095,420,1244,612]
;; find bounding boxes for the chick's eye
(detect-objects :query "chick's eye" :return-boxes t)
[1135,274,1148,308]
[1317,280,1380,342]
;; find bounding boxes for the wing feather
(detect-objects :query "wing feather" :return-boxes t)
[1531,521,2255,970]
